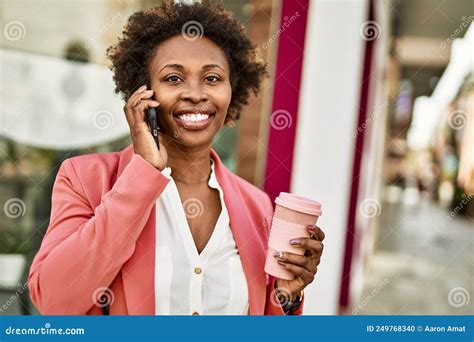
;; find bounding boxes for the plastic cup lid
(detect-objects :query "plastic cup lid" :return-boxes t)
[275,192,322,216]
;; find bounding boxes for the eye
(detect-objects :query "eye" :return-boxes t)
[165,75,183,82]
[205,75,220,83]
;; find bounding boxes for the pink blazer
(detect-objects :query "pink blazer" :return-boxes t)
[28,144,304,315]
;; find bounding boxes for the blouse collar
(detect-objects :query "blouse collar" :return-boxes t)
[161,157,219,190]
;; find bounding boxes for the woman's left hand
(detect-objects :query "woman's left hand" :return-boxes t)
[274,224,325,301]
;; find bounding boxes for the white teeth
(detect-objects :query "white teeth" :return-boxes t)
[177,113,210,122]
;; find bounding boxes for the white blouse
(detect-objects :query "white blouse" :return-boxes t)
[154,160,249,315]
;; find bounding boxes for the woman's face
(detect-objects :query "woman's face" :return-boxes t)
[148,35,232,148]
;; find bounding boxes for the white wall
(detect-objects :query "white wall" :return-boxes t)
[0,0,141,65]
[291,0,369,314]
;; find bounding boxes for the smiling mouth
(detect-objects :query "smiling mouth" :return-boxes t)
[176,113,213,122]
[173,111,216,130]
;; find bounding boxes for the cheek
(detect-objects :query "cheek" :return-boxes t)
[214,84,232,109]
[153,87,176,113]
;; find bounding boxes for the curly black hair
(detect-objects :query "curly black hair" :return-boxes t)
[106,0,268,120]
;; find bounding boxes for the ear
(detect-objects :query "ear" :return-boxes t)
[225,118,236,128]
[224,109,238,128]
[224,112,235,128]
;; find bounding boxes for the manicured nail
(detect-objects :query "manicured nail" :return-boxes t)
[139,85,146,90]
[290,238,301,245]
[273,251,283,259]
[306,225,317,230]
[277,260,286,267]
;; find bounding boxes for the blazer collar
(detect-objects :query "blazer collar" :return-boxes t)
[118,144,266,315]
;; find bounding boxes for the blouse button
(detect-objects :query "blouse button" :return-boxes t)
[192,311,200,316]
[194,267,202,274]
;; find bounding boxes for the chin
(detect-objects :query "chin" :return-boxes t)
[165,127,218,148]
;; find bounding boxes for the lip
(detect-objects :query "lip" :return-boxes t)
[173,111,216,131]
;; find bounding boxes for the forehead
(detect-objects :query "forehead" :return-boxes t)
[150,35,229,72]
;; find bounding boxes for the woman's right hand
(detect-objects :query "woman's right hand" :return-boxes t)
[124,84,168,170]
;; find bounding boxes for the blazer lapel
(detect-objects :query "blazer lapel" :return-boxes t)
[117,144,156,315]
[211,149,267,315]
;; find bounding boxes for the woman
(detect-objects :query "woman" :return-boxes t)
[28,0,325,315]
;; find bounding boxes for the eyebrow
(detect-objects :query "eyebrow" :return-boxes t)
[159,63,225,73]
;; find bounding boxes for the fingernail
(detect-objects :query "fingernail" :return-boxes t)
[273,251,283,259]
[139,85,146,90]
[306,225,316,230]
[277,260,286,267]
[290,238,300,245]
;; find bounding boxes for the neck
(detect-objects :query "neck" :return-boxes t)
[163,138,212,184]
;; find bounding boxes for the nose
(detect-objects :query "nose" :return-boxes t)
[179,79,209,103]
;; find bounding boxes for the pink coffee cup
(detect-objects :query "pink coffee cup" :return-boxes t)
[264,192,322,280]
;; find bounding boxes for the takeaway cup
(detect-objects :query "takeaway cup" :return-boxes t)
[264,192,322,280]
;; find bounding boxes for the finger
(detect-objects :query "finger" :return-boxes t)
[290,237,323,254]
[274,251,313,272]
[127,85,148,103]
[127,84,151,105]
[124,86,148,123]
[304,246,320,259]
[133,100,160,122]
[315,226,325,241]
[307,225,325,241]
[135,99,160,111]
[131,84,147,95]
[131,90,155,107]
[278,260,314,283]
[304,248,322,266]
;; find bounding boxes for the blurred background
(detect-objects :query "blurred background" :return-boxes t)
[0,0,472,315]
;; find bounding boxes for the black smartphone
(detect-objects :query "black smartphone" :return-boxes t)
[146,83,160,150]
[147,107,160,151]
